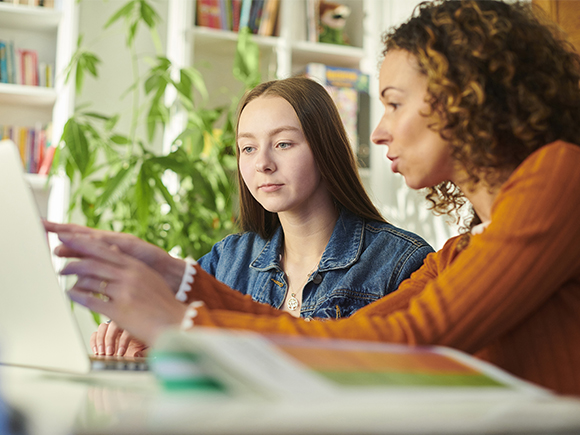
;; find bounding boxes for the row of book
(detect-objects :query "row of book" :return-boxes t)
[0,0,55,7]
[0,41,54,87]
[1,123,55,175]
[302,63,370,167]
[196,0,279,37]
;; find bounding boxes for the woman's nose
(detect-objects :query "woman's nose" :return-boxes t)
[255,149,275,172]
[371,115,392,147]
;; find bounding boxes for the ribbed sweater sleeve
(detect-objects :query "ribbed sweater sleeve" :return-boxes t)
[186,142,580,394]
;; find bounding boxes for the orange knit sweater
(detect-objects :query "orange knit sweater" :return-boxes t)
[184,141,580,396]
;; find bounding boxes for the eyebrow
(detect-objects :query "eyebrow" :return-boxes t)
[380,86,403,99]
[237,125,302,139]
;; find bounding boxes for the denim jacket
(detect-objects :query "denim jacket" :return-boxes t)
[198,209,433,320]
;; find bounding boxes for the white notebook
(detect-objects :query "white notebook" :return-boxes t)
[0,140,147,373]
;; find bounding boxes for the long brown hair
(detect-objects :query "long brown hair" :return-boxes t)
[383,0,580,223]
[236,77,385,239]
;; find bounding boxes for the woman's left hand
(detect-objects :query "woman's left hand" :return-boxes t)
[58,232,187,346]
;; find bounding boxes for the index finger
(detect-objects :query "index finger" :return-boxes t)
[43,220,95,235]
[58,233,129,267]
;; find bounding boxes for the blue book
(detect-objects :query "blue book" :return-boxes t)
[239,0,252,30]
[0,41,8,84]
[248,0,264,33]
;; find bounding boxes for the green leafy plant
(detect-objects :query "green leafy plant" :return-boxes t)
[53,0,261,263]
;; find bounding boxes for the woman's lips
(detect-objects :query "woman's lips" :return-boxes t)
[388,155,399,173]
[259,183,283,192]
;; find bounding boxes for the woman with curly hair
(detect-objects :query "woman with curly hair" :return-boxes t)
[52,0,580,395]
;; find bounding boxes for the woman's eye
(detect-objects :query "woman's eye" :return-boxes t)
[388,102,400,110]
[277,142,291,149]
[241,146,255,154]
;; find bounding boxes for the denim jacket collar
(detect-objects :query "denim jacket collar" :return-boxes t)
[250,208,364,272]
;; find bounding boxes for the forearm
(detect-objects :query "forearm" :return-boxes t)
[159,254,188,294]
[184,264,285,316]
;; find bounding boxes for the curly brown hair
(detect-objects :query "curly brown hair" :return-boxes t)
[383,0,580,225]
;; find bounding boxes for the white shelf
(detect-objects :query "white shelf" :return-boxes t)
[291,43,365,70]
[0,3,61,30]
[191,27,278,46]
[24,173,50,191]
[0,83,57,106]
[0,0,76,224]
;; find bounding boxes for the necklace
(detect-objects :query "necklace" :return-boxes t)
[281,253,321,311]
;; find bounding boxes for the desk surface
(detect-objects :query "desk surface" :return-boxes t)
[3,365,580,435]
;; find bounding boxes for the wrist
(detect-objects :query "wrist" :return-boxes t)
[175,258,198,301]
[161,255,190,294]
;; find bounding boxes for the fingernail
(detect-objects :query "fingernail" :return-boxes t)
[117,347,126,356]
[106,346,114,356]
[98,345,104,355]
[92,347,97,355]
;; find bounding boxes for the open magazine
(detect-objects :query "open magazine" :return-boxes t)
[149,327,550,399]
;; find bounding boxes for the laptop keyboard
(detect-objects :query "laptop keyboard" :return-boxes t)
[90,355,149,371]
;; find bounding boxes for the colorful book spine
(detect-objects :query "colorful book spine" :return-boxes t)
[197,0,222,29]
[304,63,369,92]
[248,0,264,34]
[6,40,15,84]
[19,49,39,86]
[232,0,243,31]
[239,0,252,30]
[0,123,53,174]
[0,41,7,84]
[218,0,231,30]
[306,0,320,43]
[257,0,279,36]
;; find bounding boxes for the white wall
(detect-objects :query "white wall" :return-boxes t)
[75,0,169,155]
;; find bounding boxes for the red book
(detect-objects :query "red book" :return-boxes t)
[197,0,222,29]
[232,0,243,31]
[19,49,38,86]
[38,145,56,176]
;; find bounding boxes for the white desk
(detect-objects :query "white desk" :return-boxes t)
[3,365,580,435]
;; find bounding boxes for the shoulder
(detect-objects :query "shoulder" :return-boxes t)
[516,141,580,177]
[211,231,267,252]
[197,231,267,268]
[363,219,433,251]
[431,235,462,269]
[500,141,580,206]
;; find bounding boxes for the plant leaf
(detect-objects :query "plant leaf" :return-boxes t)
[95,165,134,212]
[233,27,261,88]
[61,119,90,176]
[139,0,160,28]
[135,162,153,231]
[110,134,131,145]
[104,1,136,29]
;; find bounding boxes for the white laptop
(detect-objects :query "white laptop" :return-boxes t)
[0,140,147,373]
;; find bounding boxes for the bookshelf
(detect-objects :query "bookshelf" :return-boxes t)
[165,0,385,187]
[166,0,457,249]
[0,0,77,222]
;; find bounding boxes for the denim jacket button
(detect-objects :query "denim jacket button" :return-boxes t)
[312,273,322,285]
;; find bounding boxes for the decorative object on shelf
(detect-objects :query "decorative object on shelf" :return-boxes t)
[54,1,261,325]
[318,0,350,45]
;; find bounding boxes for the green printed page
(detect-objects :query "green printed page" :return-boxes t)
[269,336,511,389]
